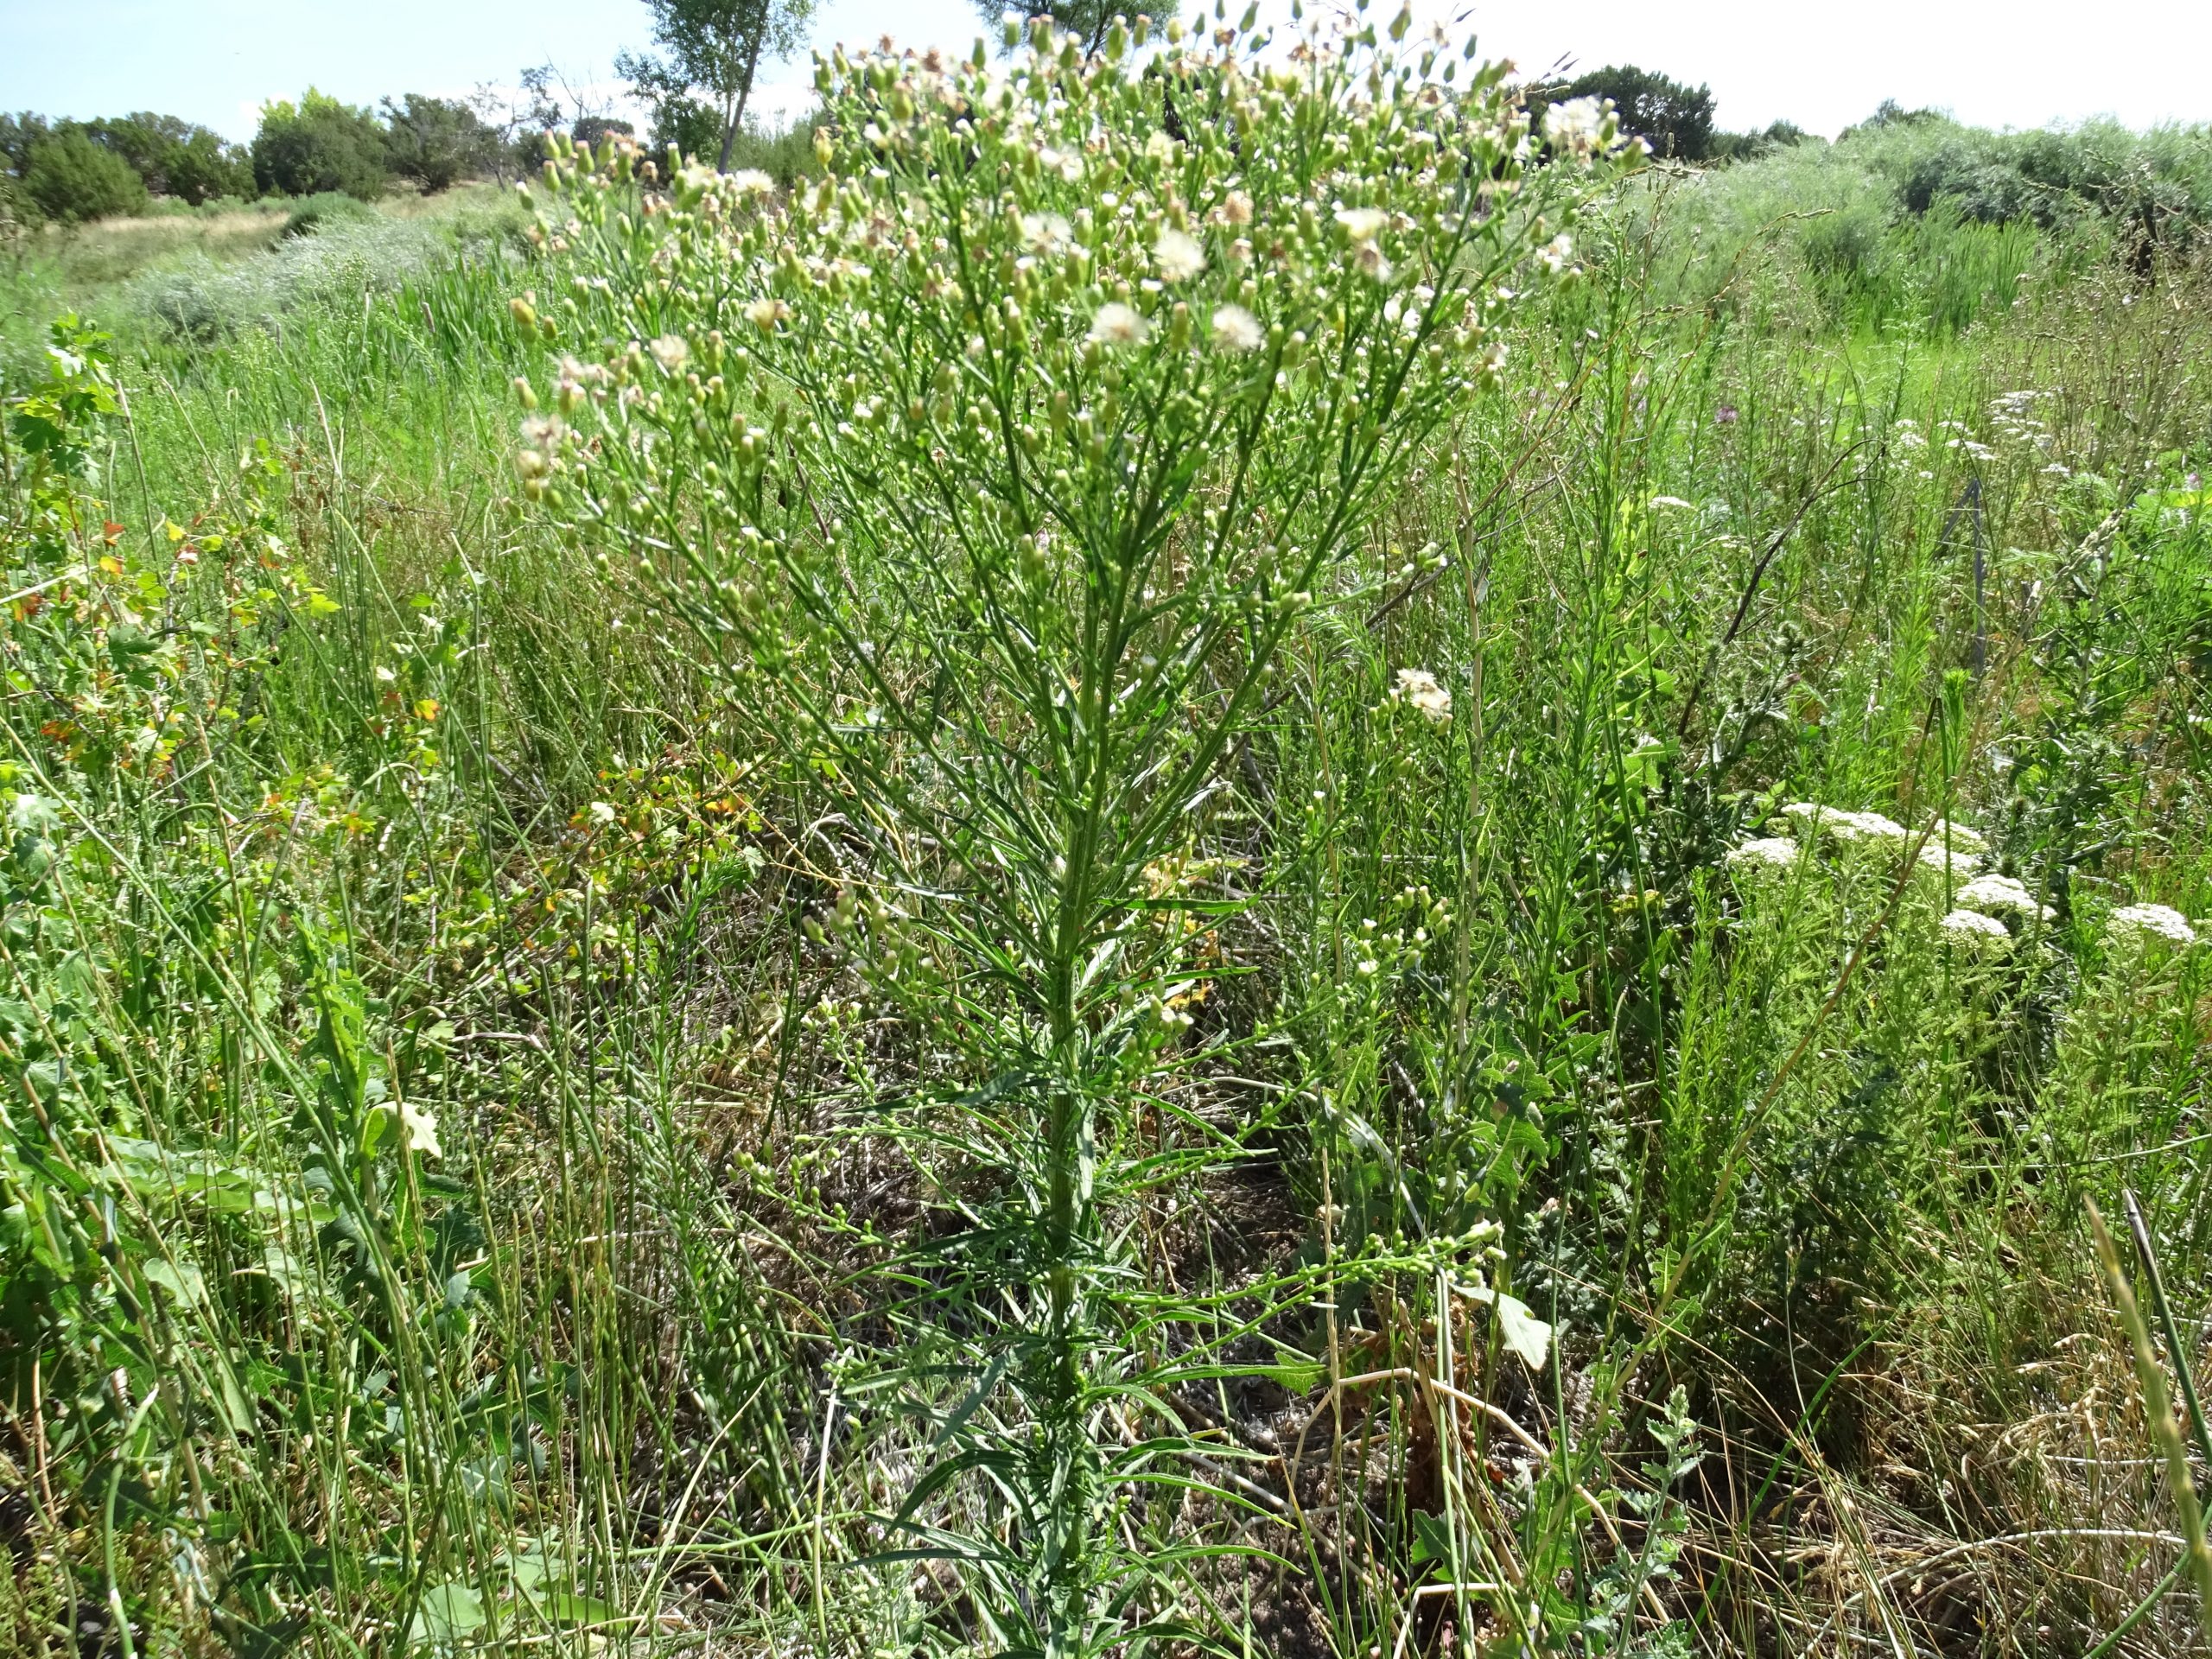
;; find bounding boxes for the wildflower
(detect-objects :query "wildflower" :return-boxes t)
[1544,96,1612,155]
[1145,130,1178,163]
[1355,240,1392,282]
[1941,908,2012,947]
[520,413,564,447]
[1211,303,1264,352]
[743,297,790,330]
[2109,903,2197,947]
[1020,212,1073,254]
[1649,495,1693,510]
[1153,227,1205,283]
[1088,302,1151,346]
[397,1098,443,1158]
[1221,190,1253,226]
[1334,206,1387,244]
[1958,874,2052,920]
[1916,842,1982,879]
[1838,810,1907,843]
[1923,817,1988,854]
[1392,667,1452,722]
[588,800,618,825]
[1726,836,1803,871]
[650,334,690,372]
[1535,232,1574,274]
[728,168,775,198]
[1714,403,1739,426]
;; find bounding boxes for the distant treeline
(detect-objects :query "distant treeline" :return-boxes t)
[0,84,646,228]
[1554,65,2212,257]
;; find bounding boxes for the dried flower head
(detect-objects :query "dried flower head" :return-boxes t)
[650,334,690,372]
[1153,227,1205,284]
[1087,302,1151,346]
[1392,667,1452,722]
[1211,303,1264,353]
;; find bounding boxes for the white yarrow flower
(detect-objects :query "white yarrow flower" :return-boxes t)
[1923,817,1988,853]
[1727,836,1803,871]
[1392,667,1452,722]
[1957,874,2052,920]
[2110,903,2197,946]
[1916,842,1983,878]
[1211,303,1264,352]
[1088,302,1150,346]
[1840,810,1908,842]
[1941,908,2012,946]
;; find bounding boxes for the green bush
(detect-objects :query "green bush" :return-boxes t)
[280,188,373,238]
[251,90,389,200]
[22,129,149,224]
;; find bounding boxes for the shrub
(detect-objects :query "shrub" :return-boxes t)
[280,189,373,238]
[252,90,389,200]
[22,129,149,224]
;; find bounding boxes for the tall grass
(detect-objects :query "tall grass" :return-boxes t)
[4,24,2212,1659]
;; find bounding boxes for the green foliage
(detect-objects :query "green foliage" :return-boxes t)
[75,111,252,204]
[251,88,391,200]
[6,29,2212,1659]
[381,92,501,193]
[22,130,149,225]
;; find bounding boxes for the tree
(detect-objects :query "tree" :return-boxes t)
[252,91,390,200]
[618,0,817,173]
[23,130,149,224]
[968,0,1115,54]
[78,113,250,203]
[572,115,637,152]
[1552,65,1716,162]
[381,94,499,192]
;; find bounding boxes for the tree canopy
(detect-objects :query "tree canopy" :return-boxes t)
[619,0,817,172]
[1552,64,1718,162]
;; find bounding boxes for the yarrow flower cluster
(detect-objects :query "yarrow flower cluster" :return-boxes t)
[1940,907,2013,948]
[2108,902,2197,947]
[1726,836,1803,871]
[1955,874,2051,921]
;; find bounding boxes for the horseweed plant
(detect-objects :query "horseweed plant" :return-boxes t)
[514,10,1627,1649]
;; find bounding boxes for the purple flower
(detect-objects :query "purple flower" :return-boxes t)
[1714,403,1739,427]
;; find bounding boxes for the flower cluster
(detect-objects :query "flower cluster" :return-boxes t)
[2108,902,2198,948]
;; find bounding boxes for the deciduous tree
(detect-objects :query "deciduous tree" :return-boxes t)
[618,0,816,172]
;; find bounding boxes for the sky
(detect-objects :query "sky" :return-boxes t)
[3,0,2209,145]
